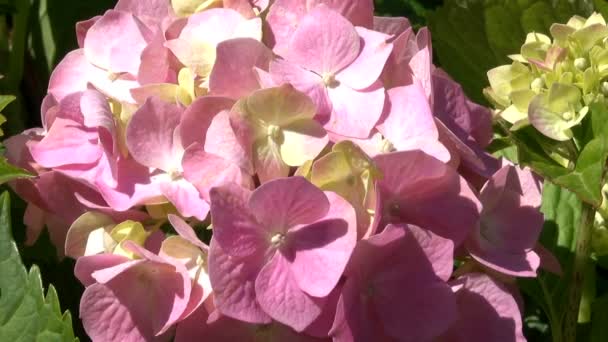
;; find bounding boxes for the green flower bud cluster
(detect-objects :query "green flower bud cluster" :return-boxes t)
[485,13,608,141]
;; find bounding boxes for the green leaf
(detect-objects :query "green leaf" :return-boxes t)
[520,182,582,340]
[591,293,608,342]
[553,136,608,207]
[0,95,15,112]
[0,192,77,341]
[0,157,32,184]
[427,0,597,103]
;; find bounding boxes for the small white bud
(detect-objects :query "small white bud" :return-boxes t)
[575,57,589,70]
[531,77,544,91]
[602,81,608,96]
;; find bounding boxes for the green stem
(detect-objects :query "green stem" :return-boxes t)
[563,203,595,342]
[539,277,562,342]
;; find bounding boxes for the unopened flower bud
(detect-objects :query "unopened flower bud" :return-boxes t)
[531,77,544,91]
[602,81,608,96]
[574,57,588,70]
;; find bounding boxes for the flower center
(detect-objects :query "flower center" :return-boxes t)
[270,233,286,247]
[322,73,340,88]
[380,139,396,153]
[267,124,283,142]
[168,169,183,181]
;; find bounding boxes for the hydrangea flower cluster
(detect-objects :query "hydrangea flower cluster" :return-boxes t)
[486,12,608,142]
[6,0,555,340]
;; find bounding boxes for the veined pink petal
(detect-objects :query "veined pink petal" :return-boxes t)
[209,183,265,257]
[266,0,373,56]
[377,83,450,162]
[441,273,526,342]
[373,151,481,245]
[180,96,234,148]
[205,109,253,174]
[325,81,385,138]
[76,16,100,48]
[30,118,102,168]
[209,38,273,99]
[255,252,324,331]
[182,143,245,202]
[269,59,331,115]
[286,5,360,75]
[126,97,184,171]
[161,178,210,220]
[168,214,207,251]
[288,191,356,297]
[373,16,411,36]
[84,10,152,75]
[249,176,329,230]
[336,27,393,90]
[208,240,271,324]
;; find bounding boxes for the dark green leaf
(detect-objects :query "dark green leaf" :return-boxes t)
[520,182,582,340]
[0,157,32,184]
[427,0,596,103]
[554,137,608,207]
[591,293,608,342]
[0,192,77,341]
[0,94,15,112]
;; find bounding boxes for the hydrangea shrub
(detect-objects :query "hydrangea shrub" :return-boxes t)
[4,0,556,341]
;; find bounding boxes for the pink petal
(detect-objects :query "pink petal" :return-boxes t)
[168,214,207,250]
[95,156,164,211]
[89,258,191,336]
[114,0,172,29]
[126,96,183,171]
[466,165,544,276]
[161,178,210,220]
[336,27,393,90]
[330,278,387,341]
[208,240,271,324]
[204,109,253,174]
[288,192,356,297]
[209,38,273,99]
[180,96,234,148]
[441,273,526,342]
[182,143,244,201]
[46,50,94,101]
[76,16,100,48]
[30,118,102,168]
[334,224,457,341]
[265,0,307,56]
[325,81,385,138]
[249,176,329,230]
[535,243,563,276]
[209,183,265,257]
[373,16,411,36]
[408,28,433,101]
[179,9,261,46]
[308,0,374,27]
[377,83,450,162]
[84,10,152,75]
[374,151,481,245]
[269,59,331,115]
[286,5,360,75]
[65,212,115,258]
[138,29,178,85]
[407,225,454,282]
[80,283,163,342]
[255,252,324,331]
[432,69,493,148]
[74,254,131,286]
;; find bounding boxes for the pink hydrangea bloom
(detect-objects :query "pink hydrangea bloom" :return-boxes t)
[208,177,357,331]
